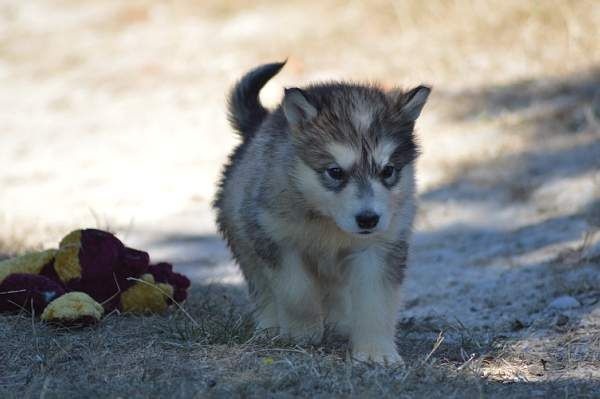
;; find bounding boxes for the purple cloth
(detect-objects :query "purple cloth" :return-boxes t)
[148,262,191,303]
[60,229,152,310]
[0,273,65,313]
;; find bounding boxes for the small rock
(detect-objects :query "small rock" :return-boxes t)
[528,364,545,377]
[548,296,580,310]
[555,314,569,326]
[580,293,599,306]
[510,319,525,331]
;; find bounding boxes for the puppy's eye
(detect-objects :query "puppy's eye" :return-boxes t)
[381,164,395,180]
[326,167,345,181]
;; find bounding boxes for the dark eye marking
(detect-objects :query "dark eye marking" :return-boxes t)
[379,163,400,187]
[318,165,348,192]
[326,167,345,181]
[380,164,395,179]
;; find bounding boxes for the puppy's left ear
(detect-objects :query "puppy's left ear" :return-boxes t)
[282,88,318,126]
[394,85,432,122]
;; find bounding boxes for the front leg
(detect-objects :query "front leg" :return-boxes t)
[270,249,324,345]
[323,286,351,337]
[348,248,403,365]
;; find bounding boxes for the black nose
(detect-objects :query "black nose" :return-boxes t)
[355,211,380,229]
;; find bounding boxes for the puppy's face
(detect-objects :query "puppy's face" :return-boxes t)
[285,84,430,236]
[293,140,412,236]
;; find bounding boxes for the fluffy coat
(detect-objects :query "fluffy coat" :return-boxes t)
[214,61,430,364]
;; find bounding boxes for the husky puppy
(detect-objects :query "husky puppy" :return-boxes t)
[214,62,430,364]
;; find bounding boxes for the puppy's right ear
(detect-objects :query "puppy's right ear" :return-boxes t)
[398,85,431,122]
[282,88,318,126]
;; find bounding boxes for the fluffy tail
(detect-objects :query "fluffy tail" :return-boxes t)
[227,61,286,139]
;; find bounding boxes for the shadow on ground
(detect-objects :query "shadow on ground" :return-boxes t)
[444,67,600,128]
[402,69,600,387]
[418,67,600,262]
[426,69,600,204]
[3,70,590,398]
[134,232,237,283]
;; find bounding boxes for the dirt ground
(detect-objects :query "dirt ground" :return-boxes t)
[1,1,600,398]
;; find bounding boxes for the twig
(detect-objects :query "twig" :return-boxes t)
[423,331,445,364]
[457,353,477,371]
[244,347,313,356]
[0,289,27,295]
[99,272,123,307]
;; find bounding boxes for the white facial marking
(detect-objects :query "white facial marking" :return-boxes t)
[294,156,414,237]
[368,179,391,232]
[373,140,397,167]
[351,109,373,132]
[326,143,359,170]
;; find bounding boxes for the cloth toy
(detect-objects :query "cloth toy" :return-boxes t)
[0,229,190,325]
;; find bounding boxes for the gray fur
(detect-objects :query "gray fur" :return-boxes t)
[228,61,287,139]
[213,62,430,346]
[384,240,409,284]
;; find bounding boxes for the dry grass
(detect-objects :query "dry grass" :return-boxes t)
[1,0,600,397]
[0,234,41,259]
[1,284,599,398]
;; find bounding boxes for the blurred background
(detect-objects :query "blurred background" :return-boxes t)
[1,0,599,323]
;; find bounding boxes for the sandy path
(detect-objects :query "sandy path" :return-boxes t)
[1,0,599,384]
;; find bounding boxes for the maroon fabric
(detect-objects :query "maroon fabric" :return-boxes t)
[78,229,125,281]
[65,275,131,311]
[0,274,65,313]
[0,229,189,317]
[148,262,191,303]
[119,247,150,278]
[63,229,153,311]
[147,262,173,283]
[40,258,60,281]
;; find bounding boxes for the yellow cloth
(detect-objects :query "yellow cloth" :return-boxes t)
[54,230,83,283]
[41,292,104,323]
[121,274,174,313]
[0,249,57,283]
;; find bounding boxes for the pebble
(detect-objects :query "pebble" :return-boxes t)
[555,314,569,326]
[510,319,525,331]
[548,296,581,310]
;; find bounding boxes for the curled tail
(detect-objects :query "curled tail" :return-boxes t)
[227,61,286,139]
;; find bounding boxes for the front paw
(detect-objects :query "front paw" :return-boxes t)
[352,343,404,366]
